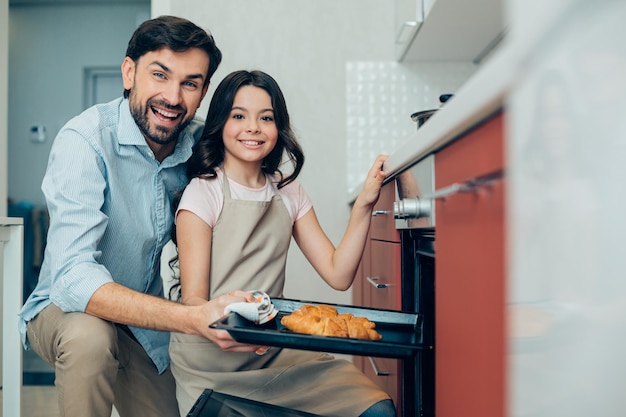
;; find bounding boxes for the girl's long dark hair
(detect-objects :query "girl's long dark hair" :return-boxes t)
[168,70,305,299]
[187,70,304,186]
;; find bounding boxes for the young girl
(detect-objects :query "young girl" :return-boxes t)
[169,70,396,417]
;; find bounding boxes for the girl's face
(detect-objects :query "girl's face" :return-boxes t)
[222,85,278,167]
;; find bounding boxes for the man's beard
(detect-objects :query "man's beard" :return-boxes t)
[129,96,192,146]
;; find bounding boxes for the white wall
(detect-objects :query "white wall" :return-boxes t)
[7,2,150,206]
[345,60,476,194]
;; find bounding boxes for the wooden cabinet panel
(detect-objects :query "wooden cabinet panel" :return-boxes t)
[363,355,402,414]
[367,239,402,416]
[353,180,402,416]
[368,239,402,311]
[435,114,504,186]
[434,113,505,417]
[370,181,400,243]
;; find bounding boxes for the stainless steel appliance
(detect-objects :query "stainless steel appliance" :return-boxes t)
[394,154,435,230]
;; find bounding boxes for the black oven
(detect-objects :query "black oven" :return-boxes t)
[400,229,435,417]
[395,154,436,417]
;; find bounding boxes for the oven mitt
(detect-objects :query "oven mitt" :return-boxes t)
[224,290,278,325]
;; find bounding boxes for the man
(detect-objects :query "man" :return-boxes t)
[18,15,226,417]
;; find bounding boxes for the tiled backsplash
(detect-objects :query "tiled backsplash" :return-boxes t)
[346,61,477,193]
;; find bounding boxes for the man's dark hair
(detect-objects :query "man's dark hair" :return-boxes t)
[124,15,222,98]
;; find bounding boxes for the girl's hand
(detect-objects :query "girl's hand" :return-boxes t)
[356,154,389,208]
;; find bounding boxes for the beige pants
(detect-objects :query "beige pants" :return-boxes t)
[26,303,179,417]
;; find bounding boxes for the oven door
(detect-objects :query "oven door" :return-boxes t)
[187,389,323,417]
[401,229,435,417]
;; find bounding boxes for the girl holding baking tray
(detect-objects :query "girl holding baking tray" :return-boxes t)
[169,69,395,417]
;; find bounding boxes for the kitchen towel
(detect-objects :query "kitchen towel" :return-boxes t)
[224,290,278,325]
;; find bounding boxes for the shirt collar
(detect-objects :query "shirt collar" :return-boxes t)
[118,99,148,147]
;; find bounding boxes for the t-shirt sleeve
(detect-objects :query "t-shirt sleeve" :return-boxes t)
[296,182,313,221]
[280,180,313,222]
[176,177,223,228]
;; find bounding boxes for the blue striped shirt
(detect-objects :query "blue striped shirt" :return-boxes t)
[18,97,202,373]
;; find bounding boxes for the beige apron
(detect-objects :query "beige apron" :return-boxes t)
[170,172,389,416]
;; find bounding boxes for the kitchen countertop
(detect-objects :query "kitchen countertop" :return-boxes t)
[2,216,24,417]
[0,216,23,225]
[349,40,521,203]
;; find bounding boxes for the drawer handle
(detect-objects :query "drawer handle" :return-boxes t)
[368,356,390,376]
[427,169,504,200]
[371,210,388,216]
[367,276,391,289]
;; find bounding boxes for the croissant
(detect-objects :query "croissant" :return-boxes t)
[281,304,382,341]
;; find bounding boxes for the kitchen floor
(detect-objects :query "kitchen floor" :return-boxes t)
[1,350,121,417]
[0,387,121,417]
[6,350,354,417]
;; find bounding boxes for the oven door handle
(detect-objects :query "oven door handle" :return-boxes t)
[368,356,390,376]
[366,276,392,289]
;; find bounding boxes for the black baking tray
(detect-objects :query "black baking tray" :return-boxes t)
[209,298,423,358]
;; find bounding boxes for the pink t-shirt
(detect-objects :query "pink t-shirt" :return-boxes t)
[176,168,313,228]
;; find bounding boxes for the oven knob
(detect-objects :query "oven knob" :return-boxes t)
[393,197,432,219]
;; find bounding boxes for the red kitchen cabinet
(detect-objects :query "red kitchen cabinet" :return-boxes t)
[365,239,402,411]
[353,180,402,416]
[434,112,506,417]
[368,239,402,312]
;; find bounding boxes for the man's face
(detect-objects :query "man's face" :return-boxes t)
[121,47,210,148]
